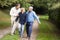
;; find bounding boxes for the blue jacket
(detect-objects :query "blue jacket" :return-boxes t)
[26,11,40,23]
[15,12,26,24]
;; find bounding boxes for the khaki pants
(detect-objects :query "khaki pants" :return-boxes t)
[11,16,20,34]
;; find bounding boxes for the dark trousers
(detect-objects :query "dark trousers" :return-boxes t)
[26,22,33,38]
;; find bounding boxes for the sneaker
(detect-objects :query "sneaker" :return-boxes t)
[28,37,30,40]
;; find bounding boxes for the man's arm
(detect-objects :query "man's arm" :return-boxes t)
[33,11,41,24]
[10,8,18,16]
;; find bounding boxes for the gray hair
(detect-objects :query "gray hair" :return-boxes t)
[29,6,33,9]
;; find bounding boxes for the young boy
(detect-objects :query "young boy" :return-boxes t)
[16,8,26,38]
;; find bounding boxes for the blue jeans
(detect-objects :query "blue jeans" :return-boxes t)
[18,24,24,37]
[26,22,33,38]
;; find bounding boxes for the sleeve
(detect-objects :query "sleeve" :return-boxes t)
[25,12,28,22]
[33,11,41,24]
[10,8,16,16]
[15,13,20,22]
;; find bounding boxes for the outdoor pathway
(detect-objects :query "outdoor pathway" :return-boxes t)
[0,20,39,40]
[0,27,11,38]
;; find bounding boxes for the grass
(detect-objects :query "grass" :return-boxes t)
[0,10,10,29]
[36,15,60,40]
[0,31,19,40]
[0,14,60,40]
[0,10,19,40]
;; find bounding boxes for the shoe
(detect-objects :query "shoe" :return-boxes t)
[20,37,23,40]
[11,32,15,35]
[28,37,30,40]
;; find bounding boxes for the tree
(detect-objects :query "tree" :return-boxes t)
[0,0,18,7]
[0,0,31,10]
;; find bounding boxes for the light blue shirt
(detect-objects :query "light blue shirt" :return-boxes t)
[26,11,40,23]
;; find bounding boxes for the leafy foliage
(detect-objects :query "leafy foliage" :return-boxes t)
[49,3,60,28]
[0,0,60,28]
[31,0,60,28]
[0,0,18,7]
[0,0,31,9]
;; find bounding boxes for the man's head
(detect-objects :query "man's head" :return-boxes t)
[28,6,33,11]
[15,3,20,9]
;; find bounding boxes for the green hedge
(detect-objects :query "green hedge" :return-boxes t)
[49,8,60,29]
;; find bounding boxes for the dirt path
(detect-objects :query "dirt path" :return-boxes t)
[22,20,39,40]
[0,27,11,38]
[0,20,39,40]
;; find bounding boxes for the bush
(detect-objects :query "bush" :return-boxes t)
[49,8,60,29]
[0,0,18,7]
[0,0,31,9]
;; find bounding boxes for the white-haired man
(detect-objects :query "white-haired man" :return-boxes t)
[10,4,21,35]
[26,6,41,40]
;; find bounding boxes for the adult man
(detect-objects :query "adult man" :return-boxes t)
[10,4,21,35]
[26,6,41,40]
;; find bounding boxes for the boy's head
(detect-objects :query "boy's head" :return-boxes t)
[21,8,25,13]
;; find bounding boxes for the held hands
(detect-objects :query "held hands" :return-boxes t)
[15,14,19,17]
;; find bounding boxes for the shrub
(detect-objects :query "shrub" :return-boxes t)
[49,8,60,29]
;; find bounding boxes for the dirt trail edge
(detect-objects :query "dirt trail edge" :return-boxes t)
[0,20,39,40]
[0,27,11,38]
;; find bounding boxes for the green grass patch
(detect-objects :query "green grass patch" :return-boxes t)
[0,31,20,40]
[0,10,10,29]
[36,15,60,40]
[0,21,10,29]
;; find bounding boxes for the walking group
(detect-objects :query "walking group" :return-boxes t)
[10,3,41,40]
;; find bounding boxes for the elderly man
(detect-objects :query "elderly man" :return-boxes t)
[26,6,41,40]
[10,4,21,35]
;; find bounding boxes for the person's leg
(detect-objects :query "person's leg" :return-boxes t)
[18,23,21,35]
[11,20,14,27]
[28,22,33,38]
[21,25,25,37]
[11,17,15,27]
[26,23,29,37]
[11,21,17,35]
